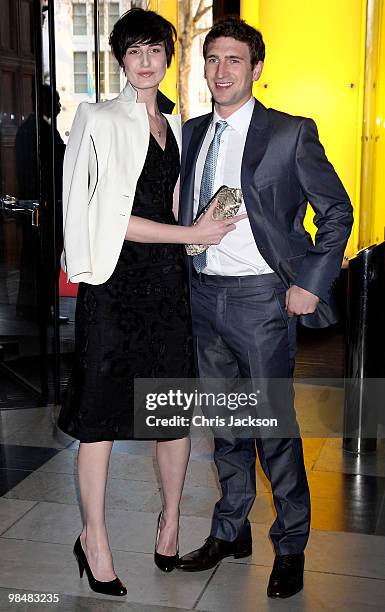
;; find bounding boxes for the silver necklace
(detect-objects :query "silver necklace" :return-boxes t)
[148,111,163,138]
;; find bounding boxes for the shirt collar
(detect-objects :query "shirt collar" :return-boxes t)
[212,97,255,136]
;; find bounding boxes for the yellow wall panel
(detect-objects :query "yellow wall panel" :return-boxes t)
[242,0,366,257]
[362,0,385,247]
[240,0,260,28]
[373,2,385,244]
[148,0,178,110]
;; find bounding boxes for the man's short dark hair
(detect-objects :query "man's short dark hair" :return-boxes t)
[109,8,176,68]
[203,17,265,66]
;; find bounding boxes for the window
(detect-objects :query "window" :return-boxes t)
[73,51,88,93]
[108,2,120,34]
[93,52,105,94]
[109,52,121,93]
[73,3,87,36]
[91,2,105,35]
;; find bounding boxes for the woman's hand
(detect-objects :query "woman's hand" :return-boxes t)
[124,200,246,245]
[190,198,247,245]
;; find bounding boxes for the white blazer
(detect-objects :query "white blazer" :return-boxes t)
[61,81,181,285]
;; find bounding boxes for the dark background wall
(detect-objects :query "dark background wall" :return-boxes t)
[213,0,240,21]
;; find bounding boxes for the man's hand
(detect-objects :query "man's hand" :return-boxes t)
[285,285,320,317]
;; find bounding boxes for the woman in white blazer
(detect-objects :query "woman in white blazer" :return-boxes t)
[57,8,242,597]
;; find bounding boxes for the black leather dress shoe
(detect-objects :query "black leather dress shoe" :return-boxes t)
[267,553,305,598]
[177,535,252,572]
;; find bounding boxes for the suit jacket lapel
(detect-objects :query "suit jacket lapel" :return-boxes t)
[239,98,279,272]
[241,98,271,200]
[180,114,212,226]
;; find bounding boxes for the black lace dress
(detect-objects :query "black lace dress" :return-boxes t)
[58,125,194,441]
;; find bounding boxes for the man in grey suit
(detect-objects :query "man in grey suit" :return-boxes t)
[177,18,353,599]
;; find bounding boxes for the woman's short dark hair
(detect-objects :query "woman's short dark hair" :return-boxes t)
[109,8,176,68]
[203,17,265,66]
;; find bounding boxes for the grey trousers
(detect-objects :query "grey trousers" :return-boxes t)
[191,272,311,555]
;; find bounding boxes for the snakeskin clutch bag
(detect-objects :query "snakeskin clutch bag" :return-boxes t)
[185,186,243,256]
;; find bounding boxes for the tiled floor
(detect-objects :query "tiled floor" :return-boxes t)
[0,394,385,611]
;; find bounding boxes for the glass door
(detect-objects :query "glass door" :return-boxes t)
[0,0,48,407]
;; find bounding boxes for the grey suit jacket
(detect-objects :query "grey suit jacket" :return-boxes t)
[179,98,353,328]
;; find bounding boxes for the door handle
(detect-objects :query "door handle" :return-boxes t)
[0,195,39,227]
[0,195,18,208]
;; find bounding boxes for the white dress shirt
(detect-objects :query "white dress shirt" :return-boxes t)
[193,97,274,276]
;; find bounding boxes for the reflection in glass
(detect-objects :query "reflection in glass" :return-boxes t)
[0,0,47,400]
[109,50,120,93]
[91,2,105,34]
[74,51,88,93]
[93,51,105,94]
[54,1,130,142]
[73,3,87,35]
[108,2,120,32]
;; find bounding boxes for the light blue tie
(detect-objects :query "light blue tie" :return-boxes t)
[193,120,228,273]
